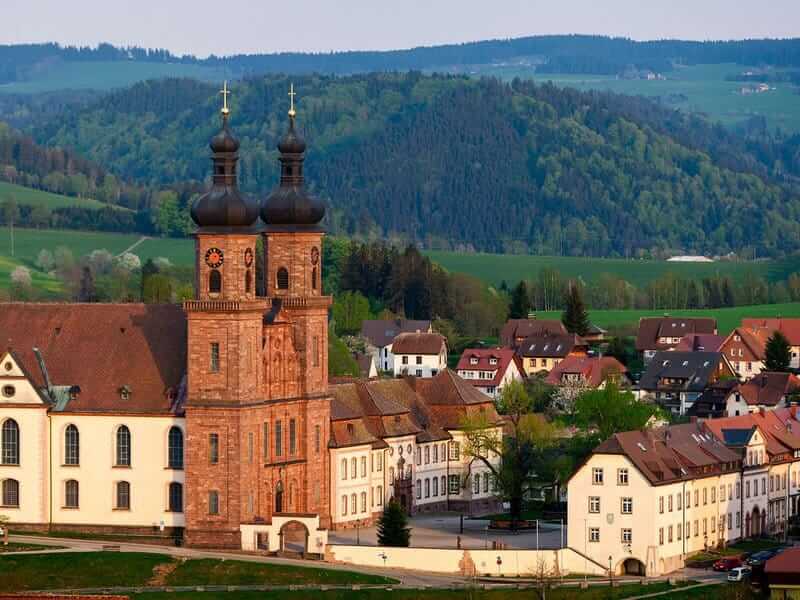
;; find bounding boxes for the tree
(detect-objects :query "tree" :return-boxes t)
[509,280,531,318]
[376,499,410,547]
[461,380,556,529]
[77,266,98,302]
[574,382,661,443]
[142,273,173,303]
[10,266,32,300]
[561,282,590,336]
[35,249,54,272]
[331,291,372,336]
[765,331,791,372]
[328,326,360,377]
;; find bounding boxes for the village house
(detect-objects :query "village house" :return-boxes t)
[638,351,735,416]
[567,407,800,576]
[567,422,743,577]
[390,332,448,378]
[545,355,629,389]
[725,371,800,417]
[360,319,432,373]
[635,317,718,363]
[719,326,769,380]
[455,348,524,399]
[742,318,800,369]
[499,316,566,349]
[516,333,588,376]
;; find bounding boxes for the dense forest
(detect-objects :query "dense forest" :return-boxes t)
[3,37,800,83]
[23,72,800,257]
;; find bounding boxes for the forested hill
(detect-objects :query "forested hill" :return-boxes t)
[2,36,800,83]
[32,73,800,257]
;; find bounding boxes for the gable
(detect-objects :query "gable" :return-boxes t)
[0,352,47,405]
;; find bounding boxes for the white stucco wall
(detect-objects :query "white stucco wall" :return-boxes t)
[392,352,446,378]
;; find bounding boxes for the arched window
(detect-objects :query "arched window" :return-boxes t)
[341,494,347,516]
[169,482,183,512]
[64,424,79,465]
[1,479,19,507]
[116,426,131,467]
[116,481,130,509]
[1,419,19,465]
[168,427,183,469]
[245,269,252,294]
[473,473,480,494]
[276,267,289,290]
[65,480,79,508]
[360,491,367,513]
[209,270,222,294]
[275,481,284,513]
[312,267,318,290]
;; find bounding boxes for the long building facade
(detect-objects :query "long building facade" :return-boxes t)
[568,408,800,576]
[0,97,501,552]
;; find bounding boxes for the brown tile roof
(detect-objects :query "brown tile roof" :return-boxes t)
[703,410,800,457]
[500,318,566,348]
[674,333,724,352]
[360,319,431,348]
[390,332,446,355]
[455,348,521,388]
[0,303,186,414]
[742,318,800,346]
[635,317,717,351]
[736,371,800,407]
[591,422,740,486]
[516,333,586,358]
[765,547,800,580]
[545,355,628,387]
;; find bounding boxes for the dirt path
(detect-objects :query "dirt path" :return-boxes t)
[147,558,180,586]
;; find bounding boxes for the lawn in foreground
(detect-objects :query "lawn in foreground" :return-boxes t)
[131,581,703,600]
[0,541,61,553]
[0,552,394,591]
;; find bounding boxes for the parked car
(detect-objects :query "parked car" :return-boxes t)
[727,566,752,582]
[713,557,743,571]
[746,550,779,567]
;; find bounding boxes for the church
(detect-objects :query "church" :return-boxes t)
[0,88,502,552]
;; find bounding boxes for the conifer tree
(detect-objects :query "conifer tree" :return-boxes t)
[376,499,411,547]
[561,283,590,336]
[765,331,791,371]
[509,280,531,319]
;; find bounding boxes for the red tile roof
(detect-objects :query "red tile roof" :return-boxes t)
[703,410,800,457]
[455,348,520,388]
[742,318,800,346]
[736,372,800,407]
[390,332,446,355]
[674,333,724,352]
[0,303,186,414]
[500,318,566,348]
[545,355,627,387]
[765,547,800,581]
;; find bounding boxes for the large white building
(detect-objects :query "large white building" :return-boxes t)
[568,408,800,576]
[389,332,448,379]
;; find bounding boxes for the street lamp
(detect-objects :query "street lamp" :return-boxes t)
[608,555,613,587]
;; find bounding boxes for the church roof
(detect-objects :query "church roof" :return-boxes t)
[0,303,186,414]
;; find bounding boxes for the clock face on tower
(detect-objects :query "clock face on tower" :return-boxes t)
[244,248,254,267]
[310,246,320,265]
[205,247,224,269]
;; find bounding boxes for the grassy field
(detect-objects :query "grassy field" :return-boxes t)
[0,551,393,591]
[534,303,800,335]
[0,61,229,94]
[0,181,115,210]
[427,250,800,287]
[462,62,800,132]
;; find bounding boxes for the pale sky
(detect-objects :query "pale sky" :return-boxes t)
[2,0,798,57]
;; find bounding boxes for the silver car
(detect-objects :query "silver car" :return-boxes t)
[727,566,751,582]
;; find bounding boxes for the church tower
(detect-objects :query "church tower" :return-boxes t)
[184,84,266,547]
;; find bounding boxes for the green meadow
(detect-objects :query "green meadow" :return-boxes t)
[0,181,117,210]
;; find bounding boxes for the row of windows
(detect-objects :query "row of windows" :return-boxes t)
[658,513,736,545]
[209,335,321,373]
[208,266,318,296]
[340,485,388,516]
[0,420,184,469]
[2,479,184,512]
[588,527,632,543]
[591,467,629,485]
[588,496,633,515]
[415,442,458,466]
[414,475,463,499]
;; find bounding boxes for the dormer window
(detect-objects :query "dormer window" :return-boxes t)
[470,357,478,365]
[119,385,131,402]
[489,358,497,365]
[734,335,741,342]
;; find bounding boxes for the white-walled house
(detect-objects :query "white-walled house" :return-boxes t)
[328,371,502,528]
[725,372,800,417]
[391,333,448,378]
[455,348,523,399]
[360,319,432,372]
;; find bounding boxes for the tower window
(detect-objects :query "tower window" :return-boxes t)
[276,267,289,290]
[209,433,219,464]
[245,270,252,294]
[209,270,222,294]
[210,342,220,372]
[312,267,317,290]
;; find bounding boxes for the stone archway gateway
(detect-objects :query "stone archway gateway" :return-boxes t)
[279,520,310,554]
[622,558,646,576]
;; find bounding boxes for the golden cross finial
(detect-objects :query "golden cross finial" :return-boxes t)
[288,83,297,118]
[220,80,231,116]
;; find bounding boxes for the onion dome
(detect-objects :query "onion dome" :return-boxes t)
[260,85,325,227]
[191,83,259,229]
